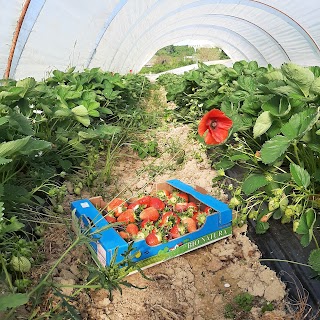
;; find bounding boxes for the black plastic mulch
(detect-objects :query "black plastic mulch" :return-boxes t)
[247,219,320,318]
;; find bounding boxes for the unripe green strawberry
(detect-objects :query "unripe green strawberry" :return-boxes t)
[229,197,241,209]
[272,188,283,197]
[240,214,247,223]
[241,208,248,214]
[294,204,303,216]
[11,256,31,273]
[248,210,258,220]
[281,215,291,224]
[268,198,280,211]
[59,171,67,178]
[279,194,289,212]
[293,220,300,232]
[284,205,295,217]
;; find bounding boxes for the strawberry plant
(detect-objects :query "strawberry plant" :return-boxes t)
[158,61,320,277]
[0,67,154,317]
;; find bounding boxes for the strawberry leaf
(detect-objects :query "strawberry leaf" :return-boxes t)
[308,249,320,274]
[290,163,310,189]
[242,174,269,195]
[253,111,273,138]
[255,220,269,234]
[296,208,316,247]
[260,135,291,164]
[281,108,319,140]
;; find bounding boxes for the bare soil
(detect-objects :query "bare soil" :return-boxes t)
[33,121,296,320]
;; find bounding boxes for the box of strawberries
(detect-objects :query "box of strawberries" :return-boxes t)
[71,179,232,273]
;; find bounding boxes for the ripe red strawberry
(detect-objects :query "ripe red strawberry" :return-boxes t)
[141,219,154,229]
[127,202,145,214]
[128,201,139,210]
[140,207,160,222]
[136,195,151,207]
[168,192,189,207]
[149,197,165,210]
[107,198,128,217]
[187,202,198,212]
[175,202,188,212]
[117,209,135,223]
[192,211,207,226]
[181,217,197,233]
[204,206,214,214]
[145,230,162,246]
[104,215,116,223]
[159,211,180,227]
[177,192,189,202]
[126,223,139,235]
[156,189,170,201]
[169,223,186,239]
[119,231,129,239]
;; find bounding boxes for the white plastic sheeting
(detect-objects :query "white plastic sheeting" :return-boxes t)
[1,0,320,80]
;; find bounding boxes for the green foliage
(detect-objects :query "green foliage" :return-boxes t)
[0,293,29,311]
[261,302,274,313]
[140,59,195,74]
[194,60,320,273]
[242,174,269,196]
[132,140,159,159]
[234,292,254,312]
[156,45,195,57]
[224,292,254,318]
[308,249,320,274]
[0,67,153,317]
[140,45,196,74]
[296,208,317,247]
[290,163,310,189]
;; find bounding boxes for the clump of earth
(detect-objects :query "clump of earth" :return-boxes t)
[34,120,297,320]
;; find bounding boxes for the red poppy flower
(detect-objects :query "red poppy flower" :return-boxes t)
[198,109,233,145]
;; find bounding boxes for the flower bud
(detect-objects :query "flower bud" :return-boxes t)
[265,174,273,182]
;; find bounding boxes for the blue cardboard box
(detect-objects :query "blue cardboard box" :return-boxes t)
[71,179,232,273]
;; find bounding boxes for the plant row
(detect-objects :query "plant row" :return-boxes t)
[0,68,151,295]
[157,61,320,276]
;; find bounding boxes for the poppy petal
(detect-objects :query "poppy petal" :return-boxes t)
[216,117,233,130]
[204,131,218,145]
[211,128,229,144]
[198,113,211,135]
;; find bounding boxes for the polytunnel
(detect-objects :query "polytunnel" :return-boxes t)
[1,0,320,80]
[1,1,320,319]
